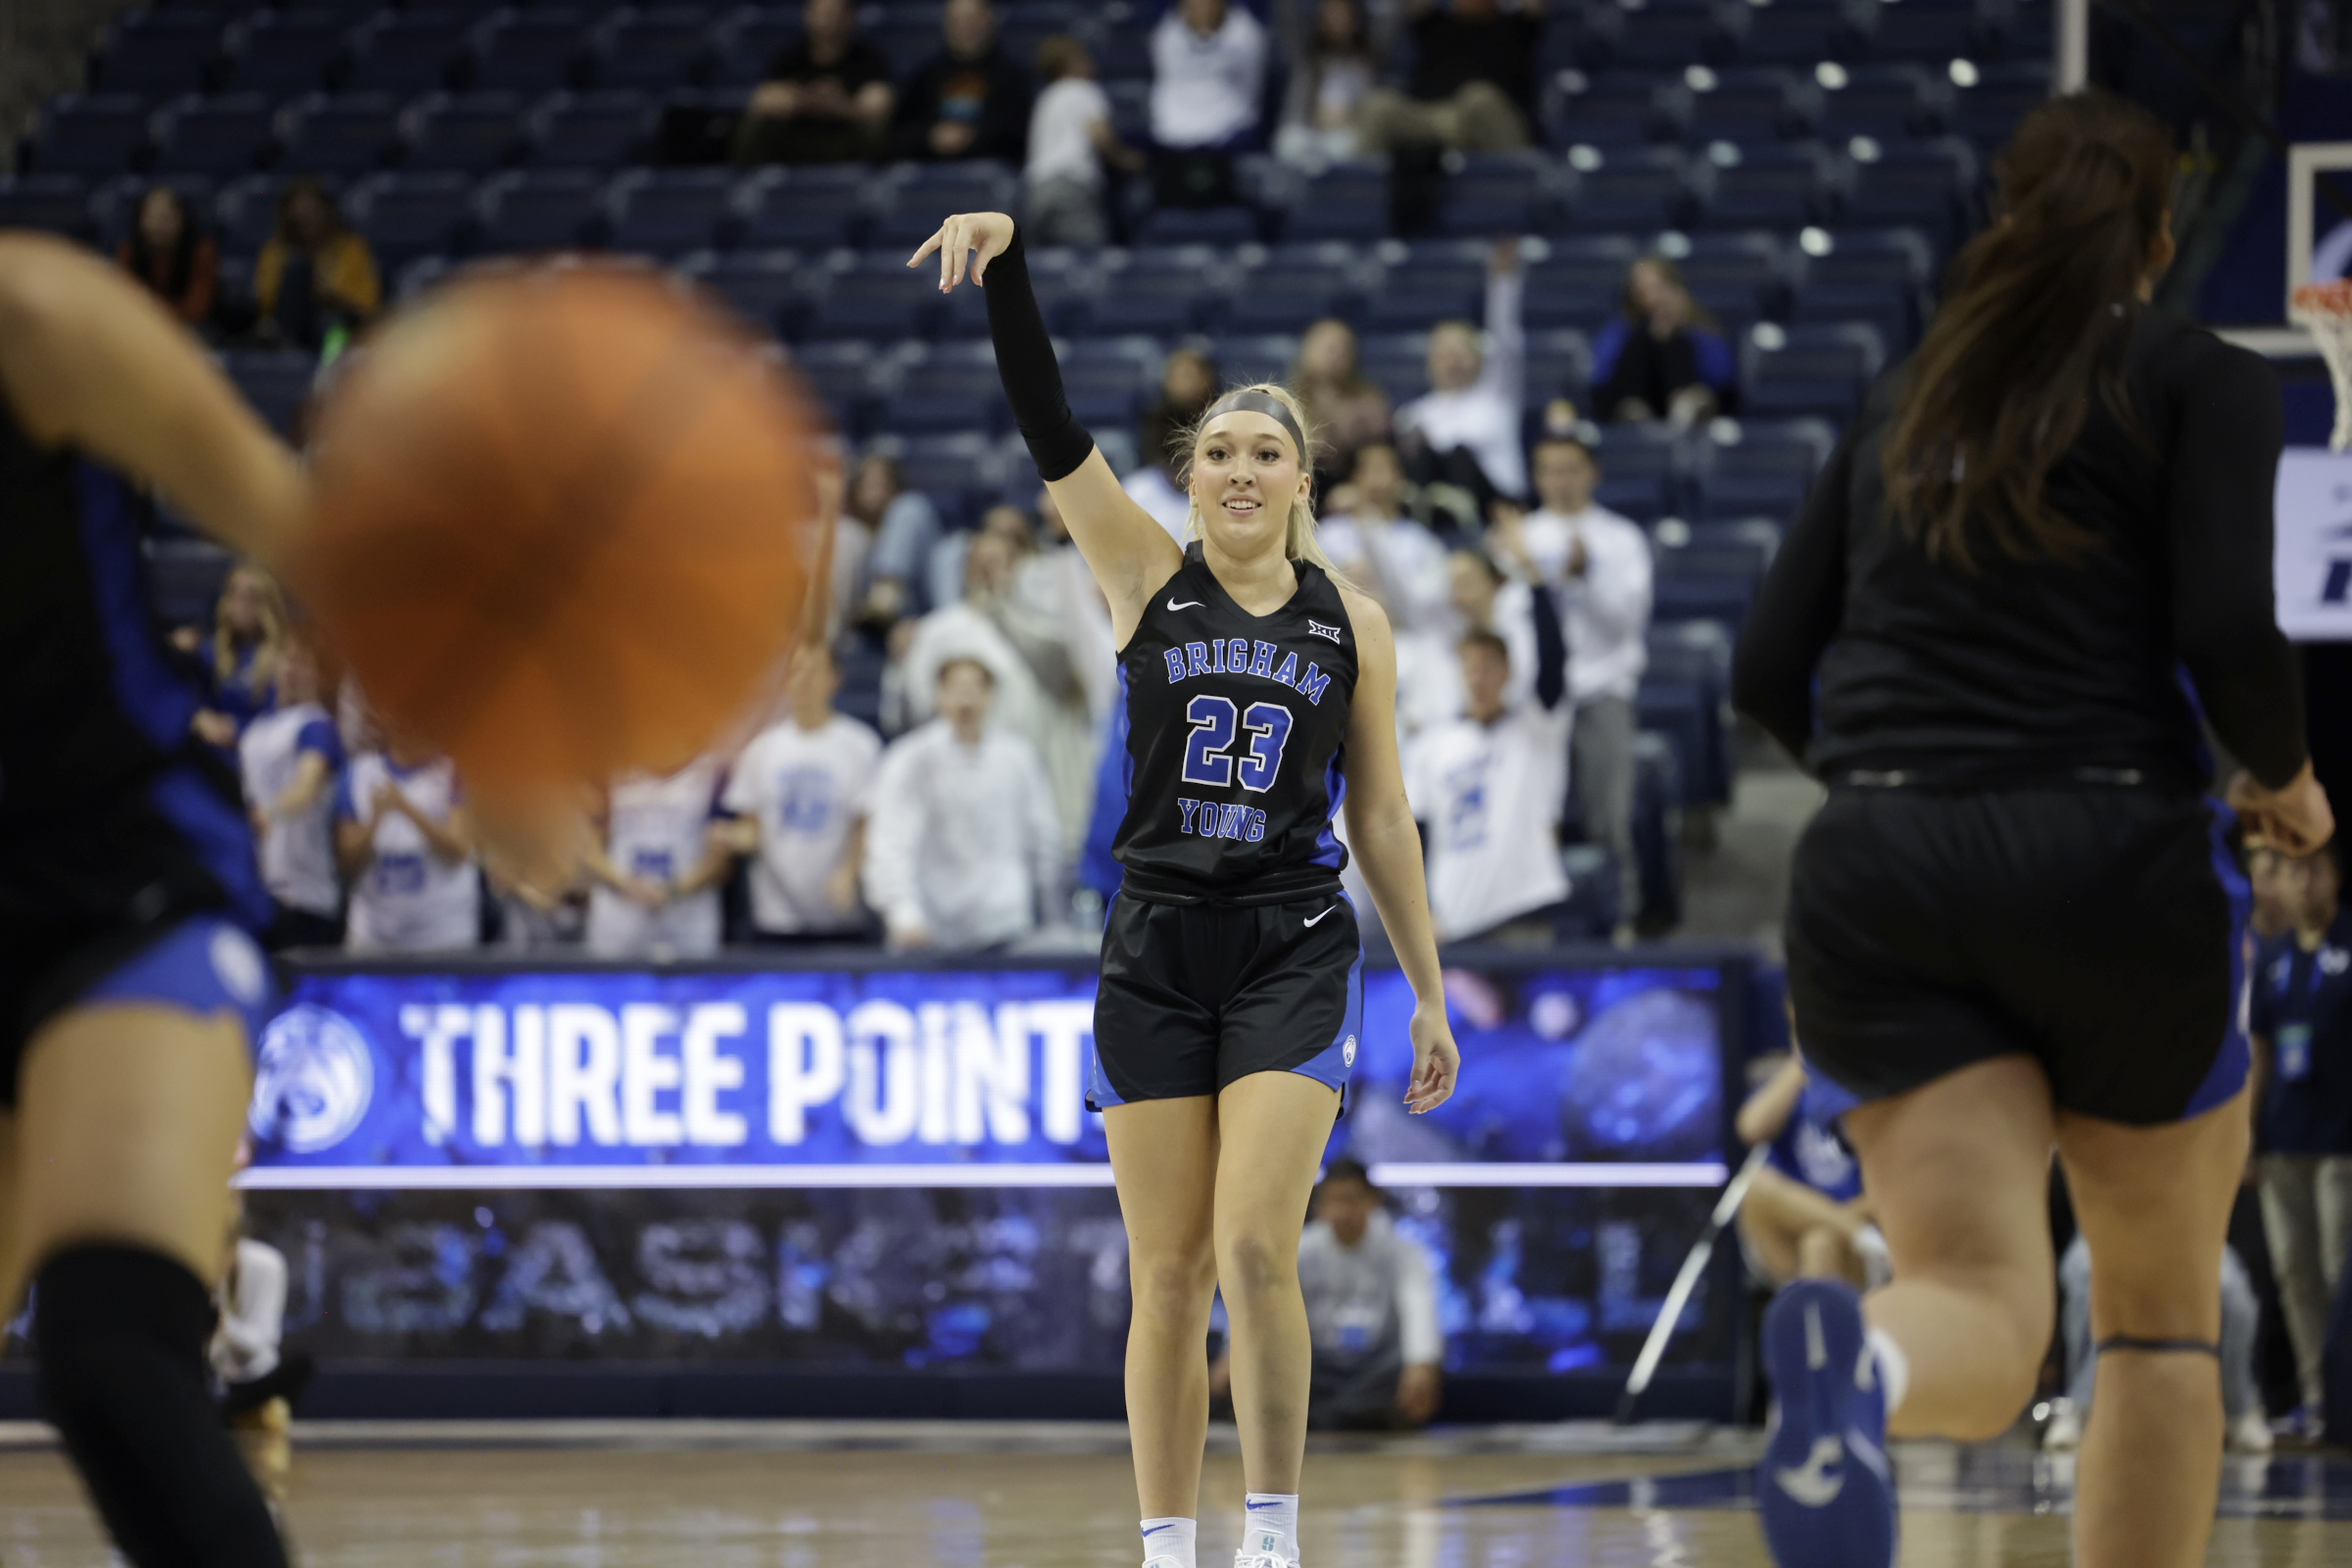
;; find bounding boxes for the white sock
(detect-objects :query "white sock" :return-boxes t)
[1242,1493,1299,1561]
[1866,1326,1911,1418]
[1141,1516,1197,1568]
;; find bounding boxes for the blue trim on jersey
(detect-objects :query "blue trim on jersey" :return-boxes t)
[1291,898,1364,1112]
[78,914,273,1042]
[2183,799,2255,1119]
[1310,747,1348,869]
[74,461,270,929]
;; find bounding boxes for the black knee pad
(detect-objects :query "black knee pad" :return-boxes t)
[33,1245,288,1568]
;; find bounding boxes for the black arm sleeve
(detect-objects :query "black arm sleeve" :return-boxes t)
[984,225,1095,483]
[1731,424,1854,769]
[2164,336,2308,788]
[1531,578,1567,710]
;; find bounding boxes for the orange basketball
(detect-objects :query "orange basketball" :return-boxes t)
[295,263,816,793]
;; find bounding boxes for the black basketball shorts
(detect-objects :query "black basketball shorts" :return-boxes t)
[1090,889,1364,1111]
[1786,785,2248,1127]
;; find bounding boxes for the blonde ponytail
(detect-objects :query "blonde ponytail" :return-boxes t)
[1172,381,1348,579]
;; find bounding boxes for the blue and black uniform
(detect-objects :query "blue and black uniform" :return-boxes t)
[0,393,272,1102]
[1734,308,2305,1126]
[980,223,1366,1111]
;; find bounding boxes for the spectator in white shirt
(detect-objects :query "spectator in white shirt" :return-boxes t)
[724,645,883,943]
[583,759,733,959]
[1396,238,1527,514]
[1150,0,1269,150]
[1408,576,1572,944]
[1514,435,1651,934]
[1024,35,1144,247]
[866,658,1063,951]
[335,738,478,954]
[1317,442,1452,637]
[238,638,344,950]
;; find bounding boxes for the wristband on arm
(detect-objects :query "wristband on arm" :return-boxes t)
[984,226,1096,483]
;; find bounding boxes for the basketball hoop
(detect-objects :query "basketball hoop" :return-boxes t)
[2292,280,2352,451]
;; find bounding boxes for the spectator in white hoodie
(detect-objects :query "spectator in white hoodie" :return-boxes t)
[865,658,1064,951]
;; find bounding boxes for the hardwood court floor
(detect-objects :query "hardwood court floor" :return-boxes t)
[3,1421,2349,1566]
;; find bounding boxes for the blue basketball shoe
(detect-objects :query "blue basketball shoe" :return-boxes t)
[1756,1279,1896,1568]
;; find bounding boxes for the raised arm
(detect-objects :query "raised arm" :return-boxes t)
[1337,587,1460,1113]
[909,214,1182,645]
[0,233,304,568]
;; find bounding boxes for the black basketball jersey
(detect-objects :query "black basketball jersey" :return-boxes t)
[1112,543,1359,904]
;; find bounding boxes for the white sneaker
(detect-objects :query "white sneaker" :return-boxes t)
[2228,1410,2276,1454]
[2042,1398,2082,1452]
[1233,1551,1291,1568]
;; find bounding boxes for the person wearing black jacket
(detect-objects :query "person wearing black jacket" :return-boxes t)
[1729,92,2333,1568]
[890,0,1032,164]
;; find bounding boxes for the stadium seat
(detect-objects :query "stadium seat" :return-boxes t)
[90,11,225,96]
[344,8,472,95]
[871,164,1019,248]
[1135,206,1261,247]
[1789,278,1914,351]
[1797,223,1933,288]
[1059,336,1160,423]
[1205,334,1301,389]
[592,6,719,91]
[1813,62,1942,141]
[345,171,479,270]
[0,175,95,241]
[799,252,935,341]
[220,10,352,95]
[876,342,1012,437]
[1587,423,1686,522]
[524,90,659,168]
[680,248,807,336]
[148,540,238,628]
[1741,319,1885,419]
[1436,151,1546,235]
[471,8,594,95]
[606,168,738,254]
[1734,0,1862,63]
[1526,327,1595,409]
[1553,145,1693,232]
[277,93,405,177]
[1358,248,1486,332]
[1861,0,1987,63]
[710,8,804,87]
[737,166,868,249]
[473,168,608,253]
[1601,0,1738,70]
[224,350,317,437]
[1641,618,1736,803]
[786,339,884,438]
[888,432,1004,528]
[1692,417,1834,517]
[1087,251,1226,336]
[1225,253,1357,335]
[26,95,152,177]
[151,94,280,177]
[403,92,530,173]
[1549,72,1675,147]
[1672,229,1791,319]
[1948,60,2050,150]
[1283,161,1389,242]
[1843,135,1976,246]
[934,245,1093,340]
[1095,24,1152,81]
[1682,66,1814,145]
[1697,141,1837,228]
[1525,233,1640,328]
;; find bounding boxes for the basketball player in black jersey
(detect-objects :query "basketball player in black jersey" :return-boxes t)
[912,211,1459,1568]
[1731,94,2333,1568]
[0,234,305,1565]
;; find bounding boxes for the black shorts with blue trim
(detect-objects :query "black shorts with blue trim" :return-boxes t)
[1786,783,2248,1128]
[1090,889,1364,1112]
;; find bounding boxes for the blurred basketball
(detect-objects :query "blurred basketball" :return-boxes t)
[295,262,816,793]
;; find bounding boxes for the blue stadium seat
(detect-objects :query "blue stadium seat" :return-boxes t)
[1204,334,1299,390]
[1599,0,1738,71]
[1357,332,1431,405]
[1860,0,1985,63]
[1789,278,1914,351]
[1732,0,1862,64]
[471,8,594,95]
[1437,150,1546,235]
[1698,141,1836,227]
[1059,336,1160,420]
[1549,73,1675,147]
[876,342,1012,436]
[1359,248,1486,332]
[1741,319,1884,419]
[1651,547,1764,631]
[1692,418,1833,517]
[345,171,478,270]
[1088,251,1225,336]
[871,164,1019,248]
[1225,254,1356,335]
[403,92,529,173]
[606,168,738,254]
[1947,59,2049,150]
[27,95,151,177]
[786,340,884,438]
[1587,423,1686,521]
[278,93,404,177]
[680,247,807,334]
[1283,161,1388,242]
[344,8,471,95]
[1096,24,1152,81]
[1524,233,1637,328]
[592,6,719,91]
[1642,618,1736,802]
[1135,207,1260,247]
[90,11,225,96]
[0,175,95,241]
[152,94,280,177]
[214,173,332,256]
[1683,66,1814,144]
[1526,327,1595,408]
[1672,229,1790,318]
[800,253,935,341]
[737,166,867,249]
[1554,145,1693,232]
[474,168,608,253]
[1842,135,1975,246]
[220,11,351,95]
[1813,62,1942,141]
[890,432,1004,528]
[710,7,804,88]
[524,90,658,167]
[1797,223,1932,288]
[224,350,318,437]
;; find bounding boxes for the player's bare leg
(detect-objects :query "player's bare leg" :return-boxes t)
[1104,1096,1222,1526]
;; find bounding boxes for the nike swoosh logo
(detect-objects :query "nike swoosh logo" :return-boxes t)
[1246,1501,1279,1511]
[1775,1435,1846,1507]
[1304,906,1338,927]
[1167,598,1204,611]
[1143,1525,1175,1534]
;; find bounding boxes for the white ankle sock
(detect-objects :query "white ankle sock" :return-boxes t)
[1866,1327,1911,1418]
[1141,1516,1197,1568]
[1242,1493,1298,1561]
